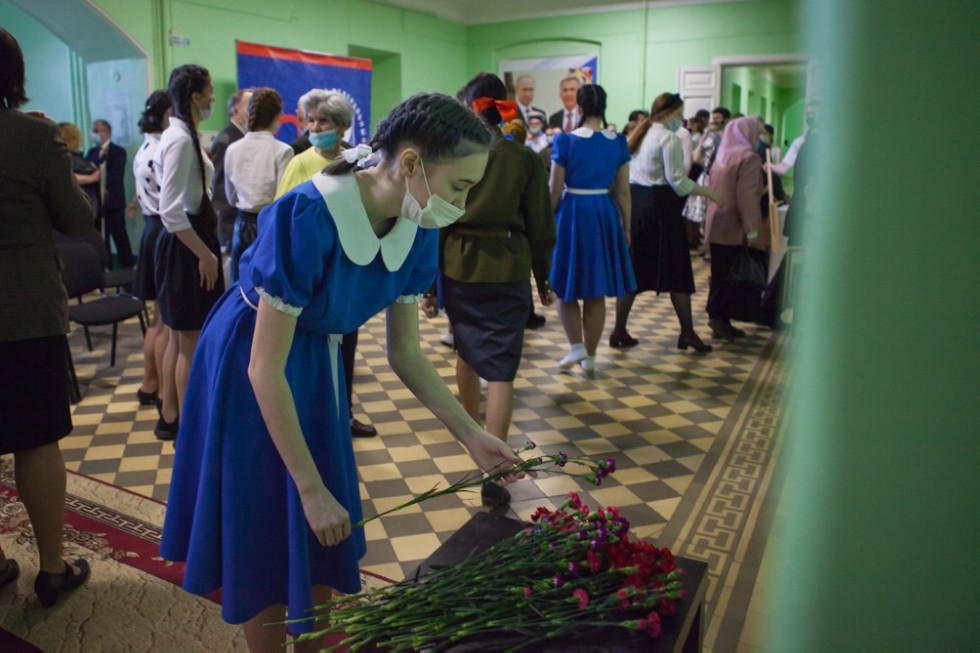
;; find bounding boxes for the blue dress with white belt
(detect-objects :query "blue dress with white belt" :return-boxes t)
[160,172,437,629]
[549,128,637,302]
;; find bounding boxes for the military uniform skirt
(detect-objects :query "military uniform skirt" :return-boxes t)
[629,184,696,294]
[442,276,531,382]
[154,212,226,331]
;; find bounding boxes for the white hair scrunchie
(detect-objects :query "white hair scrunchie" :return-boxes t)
[341,144,374,164]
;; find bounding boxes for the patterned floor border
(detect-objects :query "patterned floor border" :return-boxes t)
[658,332,787,652]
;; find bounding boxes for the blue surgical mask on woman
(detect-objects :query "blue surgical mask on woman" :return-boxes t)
[309,129,338,151]
[667,118,682,132]
[400,157,465,229]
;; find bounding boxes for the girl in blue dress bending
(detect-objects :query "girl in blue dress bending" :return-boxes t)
[549,84,636,375]
[161,93,527,651]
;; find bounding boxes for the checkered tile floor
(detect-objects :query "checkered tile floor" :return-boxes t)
[55,255,778,589]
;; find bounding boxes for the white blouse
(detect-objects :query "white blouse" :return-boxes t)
[133,132,161,216]
[628,122,696,197]
[224,131,294,213]
[153,117,215,233]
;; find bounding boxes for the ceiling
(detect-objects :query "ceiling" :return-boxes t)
[369,0,744,25]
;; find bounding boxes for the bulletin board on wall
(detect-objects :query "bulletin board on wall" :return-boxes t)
[499,55,599,118]
[235,40,373,145]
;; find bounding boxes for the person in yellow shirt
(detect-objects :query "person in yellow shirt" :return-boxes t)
[273,89,377,438]
[275,89,352,199]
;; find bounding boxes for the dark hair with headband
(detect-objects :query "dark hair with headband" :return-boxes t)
[628,92,684,154]
[138,90,171,134]
[577,84,608,129]
[324,92,492,175]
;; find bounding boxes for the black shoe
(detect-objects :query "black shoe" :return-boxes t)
[34,559,90,608]
[525,312,546,330]
[608,331,639,349]
[350,418,378,438]
[137,388,159,406]
[677,332,713,353]
[481,479,511,508]
[154,415,179,441]
[0,559,19,589]
[729,324,747,338]
[708,319,737,343]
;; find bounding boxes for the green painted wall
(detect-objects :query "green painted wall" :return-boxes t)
[89,0,469,132]
[721,65,804,153]
[0,1,75,122]
[467,0,801,131]
[765,0,980,648]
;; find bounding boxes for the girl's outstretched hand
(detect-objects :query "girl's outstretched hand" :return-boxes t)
[464,431,534,485]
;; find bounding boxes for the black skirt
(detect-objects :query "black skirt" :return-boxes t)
[629,184,696,294]
[154,212,226,331]
[443,276,531,382]
[230,210,259,284]
[135,214,164,301]
[0,335,73,454]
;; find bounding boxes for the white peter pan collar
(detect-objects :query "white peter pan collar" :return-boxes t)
[571,127,616,140]
[311,172,418,271]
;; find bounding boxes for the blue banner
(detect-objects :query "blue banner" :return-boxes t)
[236,41,372,145]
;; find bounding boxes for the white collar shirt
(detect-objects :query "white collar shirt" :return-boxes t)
[628,122,696,196]
[224,131,295,213]
[153,117,215,233]
[133,132,162,216]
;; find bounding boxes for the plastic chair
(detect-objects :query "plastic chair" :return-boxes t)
[57,241,146,370]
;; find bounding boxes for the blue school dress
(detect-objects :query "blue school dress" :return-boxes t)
[549,128,637,302]
[161,172,437,630]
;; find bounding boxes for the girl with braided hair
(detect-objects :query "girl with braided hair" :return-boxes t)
[152,64,225,439]
[224,87,294,283]
[131,90,172,421]
[161,92,528,650]
[548,83,636,376]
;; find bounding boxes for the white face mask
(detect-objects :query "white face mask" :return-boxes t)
[197,95,213,122]
[400,157,465,229]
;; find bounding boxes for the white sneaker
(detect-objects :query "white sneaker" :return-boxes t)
[440,332,455,347]
[559,350,587,369]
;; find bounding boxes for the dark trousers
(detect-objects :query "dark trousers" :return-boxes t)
[103,207,135,268]
[706,243,742,321]
[341,330,358,414]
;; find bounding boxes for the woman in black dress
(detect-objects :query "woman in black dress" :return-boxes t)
[610,93,724,352]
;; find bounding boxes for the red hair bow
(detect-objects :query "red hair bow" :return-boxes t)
[471,97,520,123]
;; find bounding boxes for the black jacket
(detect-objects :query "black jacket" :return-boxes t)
[86,141,127,210]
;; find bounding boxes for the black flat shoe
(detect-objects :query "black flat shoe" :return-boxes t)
[35,559,90,608]
[155,416,179,441]
[481,479,511,508]
[0,559,19,589]
[137,388,159,406]
[608,331,639,349]
[677,333,712,353]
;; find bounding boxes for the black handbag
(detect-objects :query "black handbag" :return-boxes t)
[727,247,767,291]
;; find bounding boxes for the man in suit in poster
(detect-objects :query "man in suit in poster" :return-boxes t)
[514,74,546,126]
[87,119,134,268]
[548,76,582,132]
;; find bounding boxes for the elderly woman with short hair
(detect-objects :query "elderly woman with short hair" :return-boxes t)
[274,89,377,438]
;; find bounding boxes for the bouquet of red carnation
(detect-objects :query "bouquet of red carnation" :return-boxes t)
[295,492,683,651]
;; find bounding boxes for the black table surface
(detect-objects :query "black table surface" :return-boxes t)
[407,512,708,653]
